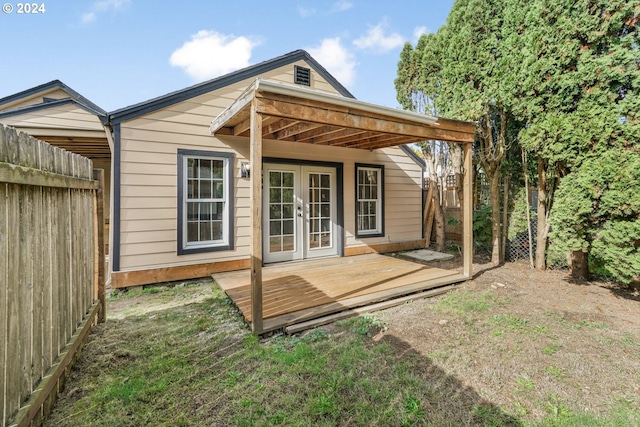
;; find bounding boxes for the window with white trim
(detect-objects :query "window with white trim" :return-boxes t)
[355,164,384,237]
[178,150,234,254]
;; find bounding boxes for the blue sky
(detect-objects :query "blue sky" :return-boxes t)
[0,0,454,112]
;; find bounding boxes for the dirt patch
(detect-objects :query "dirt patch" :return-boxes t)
[376,258,640,420]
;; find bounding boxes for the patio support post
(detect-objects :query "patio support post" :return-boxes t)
[462,141,473,277]
[250,98,264,333]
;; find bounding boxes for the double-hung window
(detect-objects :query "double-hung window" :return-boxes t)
[355,164,384,237]
[178,150,234,254]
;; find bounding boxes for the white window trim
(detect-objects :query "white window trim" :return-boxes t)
[355,164,384,237]
[178,150,234,255]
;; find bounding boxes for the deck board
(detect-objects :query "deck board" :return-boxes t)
[213,253,467,332]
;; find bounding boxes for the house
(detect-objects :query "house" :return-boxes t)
[1,50,475,332]
[0,80,113,249]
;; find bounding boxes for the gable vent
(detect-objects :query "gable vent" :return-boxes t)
[294,66,311,86]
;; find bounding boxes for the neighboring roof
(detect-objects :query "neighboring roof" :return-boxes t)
[0,79,107,117]
[109,50,353,124]
[210,79,476,151]
[0,97,108,124]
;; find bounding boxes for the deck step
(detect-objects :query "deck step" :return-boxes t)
[285,283,458,335]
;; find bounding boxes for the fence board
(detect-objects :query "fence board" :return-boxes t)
[1,183,7,426]
[6,184,20,422]
[1,125,103,427]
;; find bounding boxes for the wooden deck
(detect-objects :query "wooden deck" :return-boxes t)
[212,253,467,332]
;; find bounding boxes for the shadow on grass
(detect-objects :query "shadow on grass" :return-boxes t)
[377,333,523,426]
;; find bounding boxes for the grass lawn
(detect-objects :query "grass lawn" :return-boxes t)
[43,266,640,426]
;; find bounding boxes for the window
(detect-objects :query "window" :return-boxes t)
[355,164,384,237]
[177,150,234,254]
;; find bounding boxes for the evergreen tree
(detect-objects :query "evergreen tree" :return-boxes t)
[503,0,640,281]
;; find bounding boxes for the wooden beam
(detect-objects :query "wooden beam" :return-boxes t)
[209,82,257,134]
[249,98,264,333]
[262,118,299,139]
[109,258,251,288]
[274,122,324,140]
[290,125,344,142]
[312,129,370,145]
[463,142,473,277]
[233,117,252,136]
[343,134,417,149]
[256,97,475,143]
[235,116,278,137]
[0,162,98,190]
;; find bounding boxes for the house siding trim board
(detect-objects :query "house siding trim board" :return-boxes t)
[112,123,122,272]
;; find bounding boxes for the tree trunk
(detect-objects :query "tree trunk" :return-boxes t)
[501,176,509,262]
[535,156,548,270]
[570,249,590,280]
[489,169,502,265]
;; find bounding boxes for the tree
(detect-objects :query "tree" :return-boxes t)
[503,0,640,280]
[396,36,448,251]
[419,0,518,265]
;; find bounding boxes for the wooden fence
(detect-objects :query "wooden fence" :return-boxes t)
[0,124,106,427]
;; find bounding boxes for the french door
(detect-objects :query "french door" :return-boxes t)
[263,163,338,263]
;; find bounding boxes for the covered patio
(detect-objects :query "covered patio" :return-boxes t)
[209,79,476,333]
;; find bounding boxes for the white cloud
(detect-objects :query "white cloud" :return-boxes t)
[307,38,356,86]
[81,12,96,24]
[413,26,430,41]
[170,30,261,81]
[298,6,316,17]
[330,0,353,13]
[353,21,405,53]
[81,0,130,24]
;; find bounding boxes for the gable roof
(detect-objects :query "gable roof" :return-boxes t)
[0,97,108,124]
[0,79,107,118]
[109,50,353,124]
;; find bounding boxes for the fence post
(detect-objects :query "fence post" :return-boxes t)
[93,169,106,323]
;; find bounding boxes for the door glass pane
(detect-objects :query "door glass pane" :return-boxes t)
[268,170,296,254]
[283,172,293,187]
[308,172,332,249]
[270,171,281,187]
[270,221,281,236]
[270,204,281,219]
[282,236,294,251]
[282,188,294,203]
[270,188,281,203]
[270,236,282,252]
